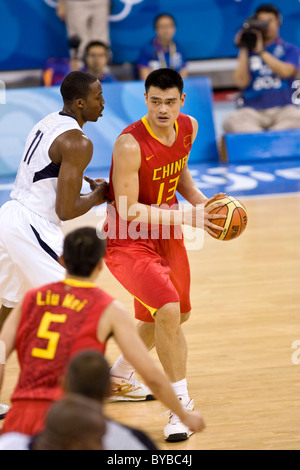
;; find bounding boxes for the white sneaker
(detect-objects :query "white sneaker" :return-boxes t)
[109,373,155,402]
[164,396,194,441]
[0,403,10,420]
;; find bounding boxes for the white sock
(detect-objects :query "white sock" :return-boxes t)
[110,355,135,380]
[171,378,189,401]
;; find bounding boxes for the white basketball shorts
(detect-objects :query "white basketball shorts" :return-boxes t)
[0,200,65,308]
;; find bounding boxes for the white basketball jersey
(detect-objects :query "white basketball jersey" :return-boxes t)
[11,112,83,225]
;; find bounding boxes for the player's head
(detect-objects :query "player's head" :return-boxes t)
[145,68,183,95]
[154,13,176,43]
[34,394,105,450]
[61,227,106,278]
[60,71,104,123]
[144,68,186,127]
[254,4,282,40]
[63,350,112,403]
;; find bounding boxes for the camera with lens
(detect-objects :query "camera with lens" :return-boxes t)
[237,16,269,50]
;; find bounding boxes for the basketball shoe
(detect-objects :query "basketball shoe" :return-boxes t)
[164,396,195,441]
[0,403,10,420]
[109,372,155,402]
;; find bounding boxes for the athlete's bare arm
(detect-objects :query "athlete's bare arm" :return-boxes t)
[50,130,108,221]
[112,126,225,233]
[0,303,22,391]
[97,300,205,434]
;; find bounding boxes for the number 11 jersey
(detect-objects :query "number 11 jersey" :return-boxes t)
[10,112,82,225]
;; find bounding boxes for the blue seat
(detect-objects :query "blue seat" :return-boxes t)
[224,129,300,163]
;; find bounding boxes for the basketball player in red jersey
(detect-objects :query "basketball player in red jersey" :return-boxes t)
[104,68,225,441]
[0,227,205,438]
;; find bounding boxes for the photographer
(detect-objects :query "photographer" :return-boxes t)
[223,4,300,133]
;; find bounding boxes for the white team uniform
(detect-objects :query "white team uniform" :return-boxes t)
[0,112,83,308]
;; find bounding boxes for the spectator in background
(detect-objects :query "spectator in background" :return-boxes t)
[42,56,81,87]
[56,0,110,60]
[223,4,300,133]
[137,13,188,81]
[42,35,83,87]
[83,41,117,83]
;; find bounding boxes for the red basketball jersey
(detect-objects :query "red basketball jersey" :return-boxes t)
[12,279,114,402]
[106,113,193,238]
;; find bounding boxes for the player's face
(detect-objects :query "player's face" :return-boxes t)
[145,86,185,128]
[83,80,105,122]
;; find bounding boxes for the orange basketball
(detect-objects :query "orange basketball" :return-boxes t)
[207,196,248,241]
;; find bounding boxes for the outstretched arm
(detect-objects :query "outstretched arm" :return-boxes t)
[98,301,205,434]
[50,130,108,221]
[112,133,225,232]
[0,303,22,393]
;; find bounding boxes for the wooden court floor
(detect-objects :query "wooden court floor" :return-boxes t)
[1,194,300,450]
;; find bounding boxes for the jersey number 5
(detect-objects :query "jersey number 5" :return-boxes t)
[31,312,67,360]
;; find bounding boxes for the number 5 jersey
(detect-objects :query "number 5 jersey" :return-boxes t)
[10,279,113,402]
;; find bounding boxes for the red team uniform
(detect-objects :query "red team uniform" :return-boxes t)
[105,113,193,322]
[2,279,113,435]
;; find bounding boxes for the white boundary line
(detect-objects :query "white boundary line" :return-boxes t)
[234,191,300,200]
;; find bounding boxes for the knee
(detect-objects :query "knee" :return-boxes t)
[155,302,181,332]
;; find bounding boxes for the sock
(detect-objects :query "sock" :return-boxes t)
[171,378,190,401]
[110,354,135,380]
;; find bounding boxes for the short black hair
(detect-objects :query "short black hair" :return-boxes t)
[65,350,111,402]
[63,227,106,277]
[255,4,281,20]
[60,71,98,104]
[145,68,184,95]
[154,13,176,29]
[85,40,109,56]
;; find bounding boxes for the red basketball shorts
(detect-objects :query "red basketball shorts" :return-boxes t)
[2,399,52,435]
[105,236,191,322]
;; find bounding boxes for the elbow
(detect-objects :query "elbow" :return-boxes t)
[234,76,250,90]
[233,71,250,90]
[56,206,72,222]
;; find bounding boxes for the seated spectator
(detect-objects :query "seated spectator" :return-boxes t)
[42,35,83,87]
[223,4,300,133]
[42,57,81,87]
[83,41,117,83]
[137,13,188,80]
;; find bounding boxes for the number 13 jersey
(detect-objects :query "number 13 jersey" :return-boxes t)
[108,113,193,209]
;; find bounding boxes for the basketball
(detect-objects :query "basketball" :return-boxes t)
[207,196,248,241]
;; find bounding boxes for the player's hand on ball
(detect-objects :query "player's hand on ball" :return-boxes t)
[204,192,227,207]
[183,198,226,237]
[84,176,110,205]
